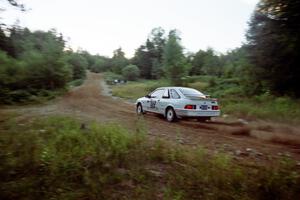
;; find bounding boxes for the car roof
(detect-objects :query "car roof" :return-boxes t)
[156,87,193,90]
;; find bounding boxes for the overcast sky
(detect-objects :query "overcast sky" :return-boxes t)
[2,0,259,57]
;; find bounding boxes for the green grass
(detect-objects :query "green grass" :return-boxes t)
[1,115,300,199]
[112,82,149,99]
[221,95,300,122]
[112,79,171,99]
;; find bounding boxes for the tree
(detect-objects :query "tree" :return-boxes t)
[132,27,166,79]
[111,48,129,74]
[24,51,71,90]
[189,50,206,75]
[6,28,72,90]
[20,30,71,89]
[201,48,223,76]
[149,27,166,78]
[90,56,110,73]
[122,65,140,81]
[222,46,250,78]
[132,45,153,79]
[0,50,24,90]
[163,30,187,85]
[66,52,88,80]
[246,0,300,97]
[79,50,96,69]
[0,26,15,57]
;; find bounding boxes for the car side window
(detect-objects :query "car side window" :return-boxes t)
[151,89,164,98]
[162,89,169,98]
[170,89,180,99]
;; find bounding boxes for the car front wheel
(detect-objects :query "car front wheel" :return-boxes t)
[136,103,144,115]
[166,108,177,122]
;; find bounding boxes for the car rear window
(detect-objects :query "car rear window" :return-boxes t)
[179,88,205,97]
[170,89,180,99]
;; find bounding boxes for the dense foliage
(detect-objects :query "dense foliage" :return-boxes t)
[0,26,92,103]
[246,0,300,97]
[122,65,140,81]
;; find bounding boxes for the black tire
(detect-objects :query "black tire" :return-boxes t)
[166,107,177,122]
[136,103,144,115]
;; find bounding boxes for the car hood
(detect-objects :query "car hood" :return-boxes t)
[136,97,148,103]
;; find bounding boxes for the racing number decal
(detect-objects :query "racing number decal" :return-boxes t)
[150,100,156,108]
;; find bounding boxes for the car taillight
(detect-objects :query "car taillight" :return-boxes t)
[212,105,219,110]
[184,105,196,109]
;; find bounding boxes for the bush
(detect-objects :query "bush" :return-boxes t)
[90,58,108,73]
[68,79,84,87]
[66,54,88,80]
[122,65,140,81]
[104,71,124,85]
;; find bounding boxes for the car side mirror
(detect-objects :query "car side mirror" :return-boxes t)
[145,94,151,98]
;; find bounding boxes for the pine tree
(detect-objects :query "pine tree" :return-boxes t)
[163,30,187,85]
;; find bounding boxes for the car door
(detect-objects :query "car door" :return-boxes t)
[156,89,170,114]
[149,89,165,113]
[169,89,181,109]
[142,94,152,111]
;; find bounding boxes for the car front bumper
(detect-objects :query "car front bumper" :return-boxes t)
[175,109,221,117]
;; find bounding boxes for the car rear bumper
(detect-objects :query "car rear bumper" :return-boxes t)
[175,109,221,117]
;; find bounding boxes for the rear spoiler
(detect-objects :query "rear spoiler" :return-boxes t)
[204,97,218,101]
[185,95,218,101]
[205,95,218,101]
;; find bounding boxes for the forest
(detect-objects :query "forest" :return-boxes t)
[1,1,299,105]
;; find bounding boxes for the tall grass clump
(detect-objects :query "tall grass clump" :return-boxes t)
[1,116,299,199]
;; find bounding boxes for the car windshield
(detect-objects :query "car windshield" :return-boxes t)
[179,88,205,97]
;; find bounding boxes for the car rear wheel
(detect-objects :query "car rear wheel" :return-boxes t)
[166,108,177,122]
[136,103,144,115]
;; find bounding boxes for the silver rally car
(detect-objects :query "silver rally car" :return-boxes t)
[135,87,220,122]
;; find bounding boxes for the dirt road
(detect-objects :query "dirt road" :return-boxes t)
[4,72,300,163]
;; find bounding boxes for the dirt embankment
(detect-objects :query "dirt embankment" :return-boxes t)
[3,72,300,163]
